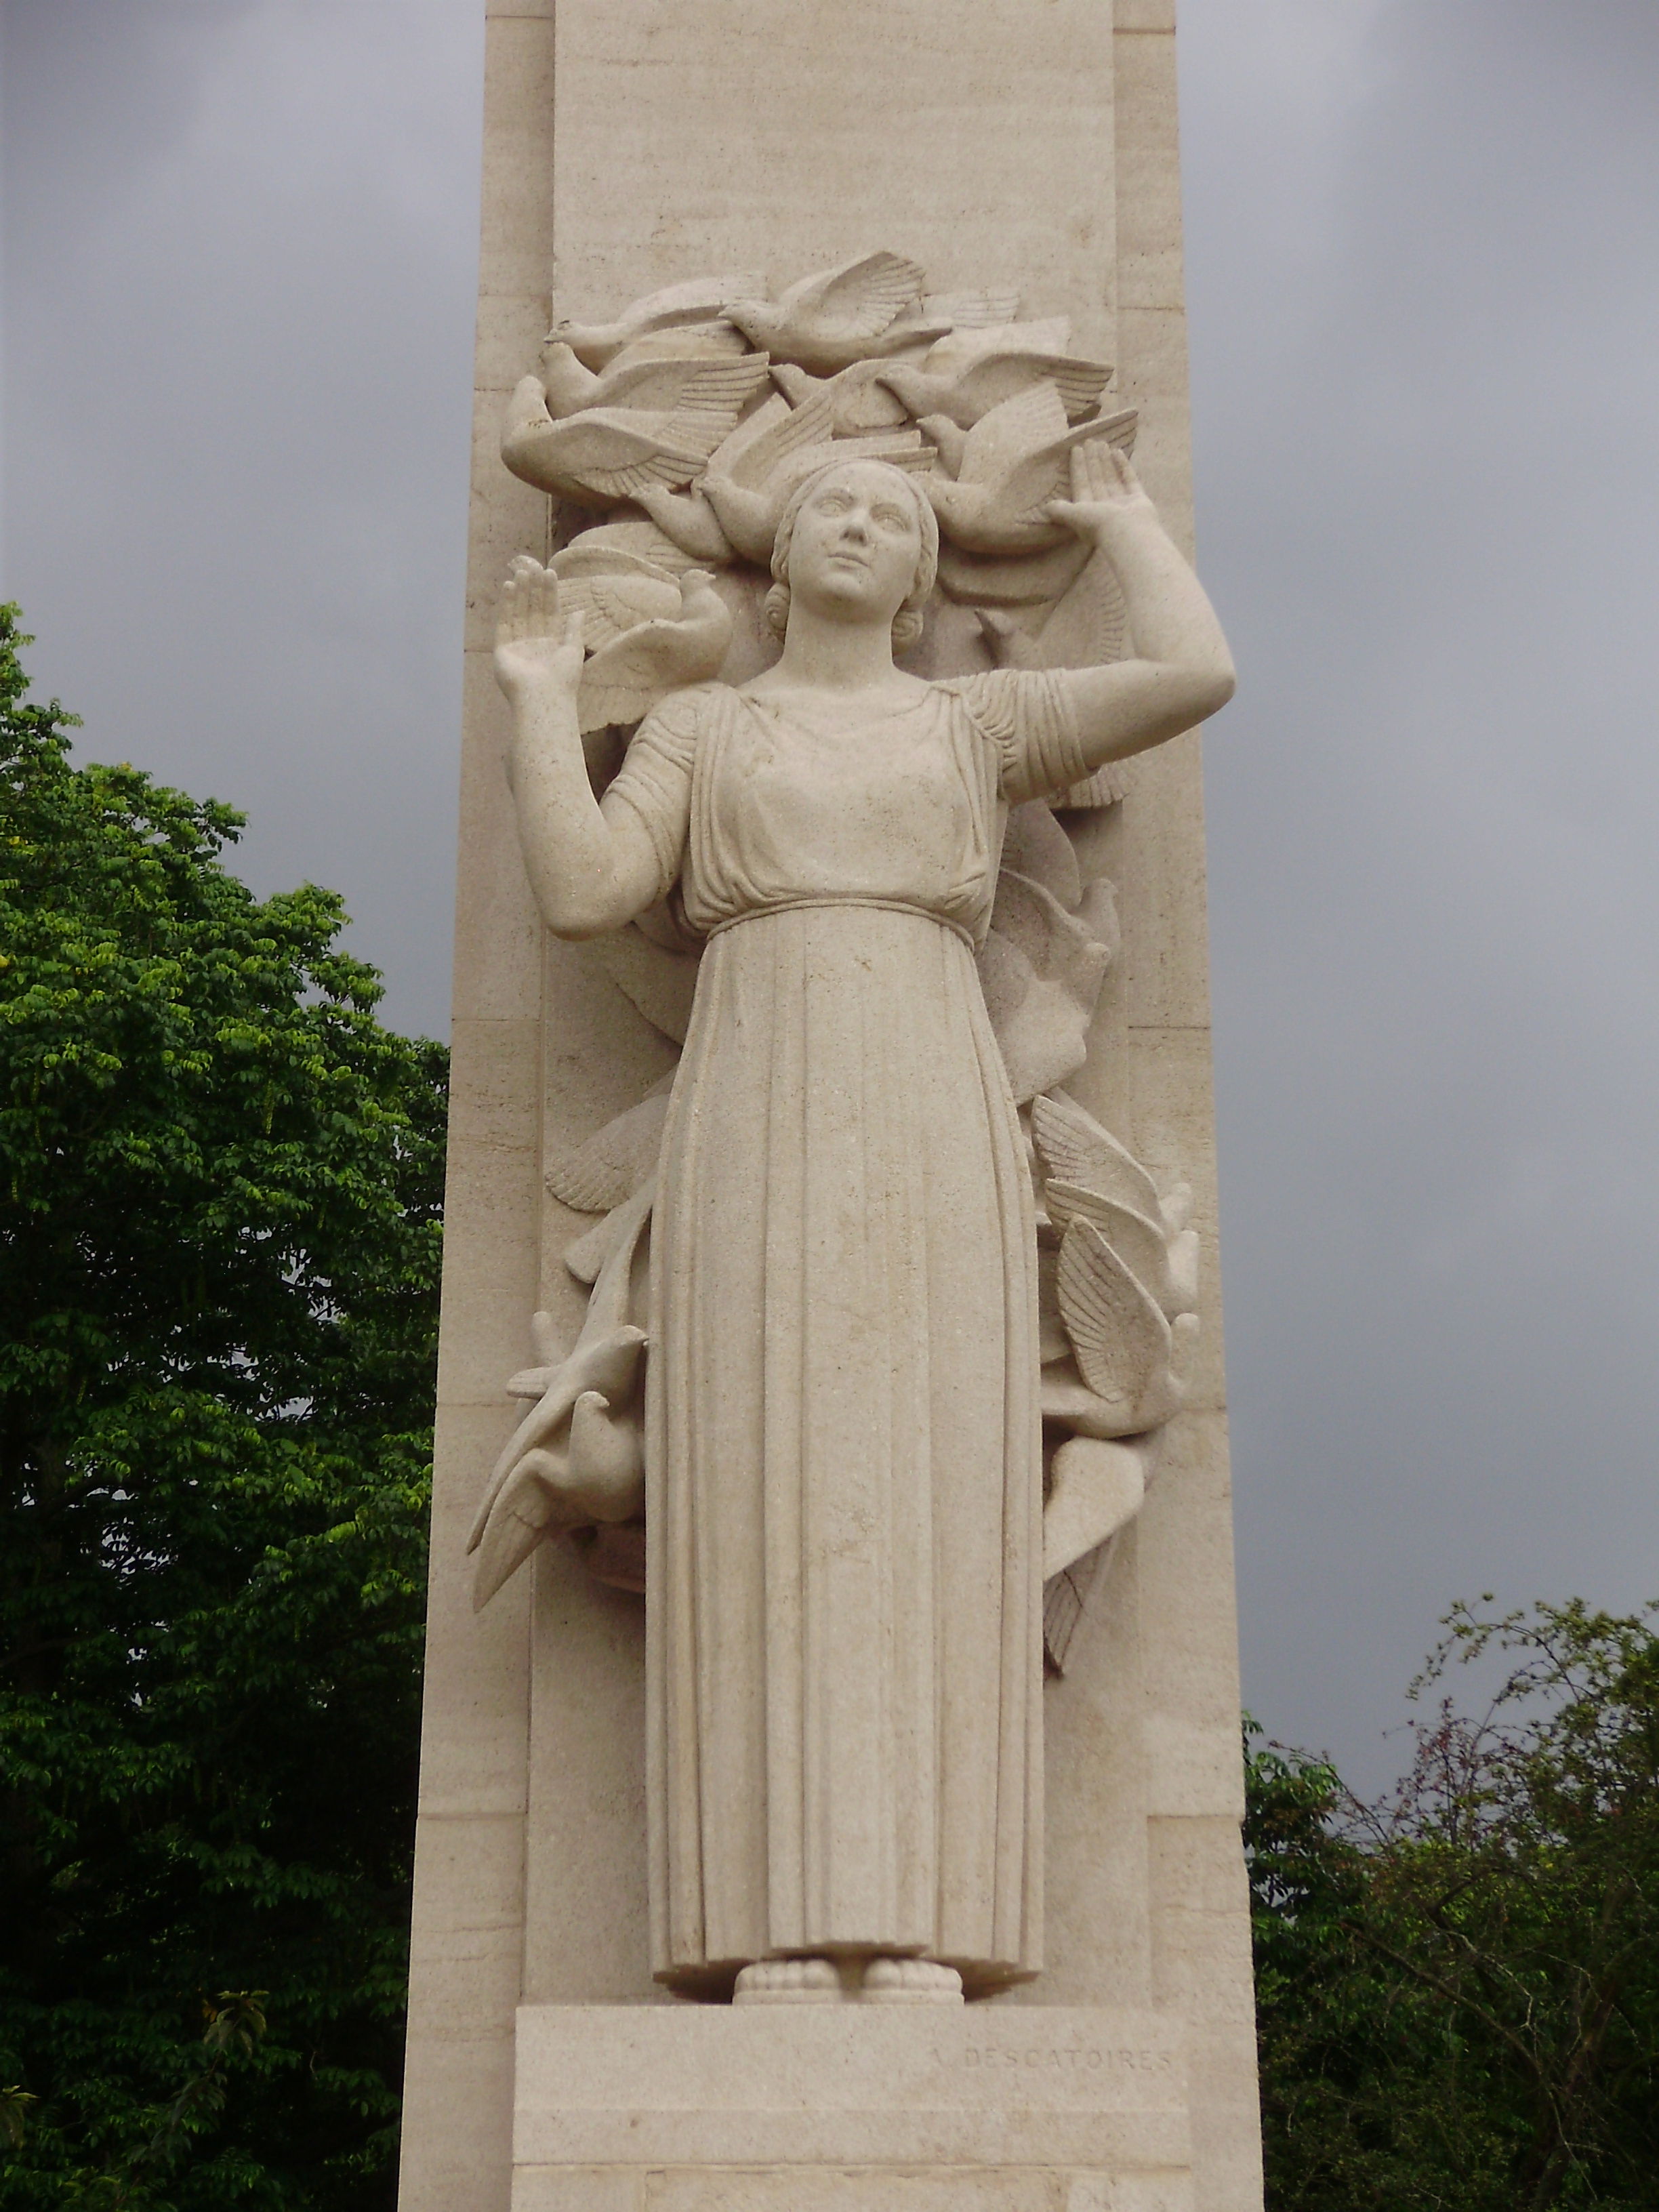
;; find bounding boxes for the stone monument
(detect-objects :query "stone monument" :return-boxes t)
[401,6,1262,2209]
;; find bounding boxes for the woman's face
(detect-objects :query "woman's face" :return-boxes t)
[785,462,923,629]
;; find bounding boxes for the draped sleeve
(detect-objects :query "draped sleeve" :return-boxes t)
[945,668,1094,806]
[599,684,706,903]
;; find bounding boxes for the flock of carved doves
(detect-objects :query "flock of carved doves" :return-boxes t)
[497,249,1139,730]
[503,247,1137,560]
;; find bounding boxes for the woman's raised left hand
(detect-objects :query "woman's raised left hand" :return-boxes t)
[1045,438,1158,548]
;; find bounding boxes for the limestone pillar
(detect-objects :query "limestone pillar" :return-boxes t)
[401,5,1261,2207]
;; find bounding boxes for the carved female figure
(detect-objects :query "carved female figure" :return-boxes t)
[493,443,1233,2004]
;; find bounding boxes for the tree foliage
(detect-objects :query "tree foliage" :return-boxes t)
[1249,1598,1659,2211]
[0,608,445,2210]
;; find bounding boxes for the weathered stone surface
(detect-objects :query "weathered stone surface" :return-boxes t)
[514,2005,1189,2168]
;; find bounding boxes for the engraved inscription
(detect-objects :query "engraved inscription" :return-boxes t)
[933,2044,1176,2075]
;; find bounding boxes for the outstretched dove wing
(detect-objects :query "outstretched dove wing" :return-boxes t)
[1046,1180,1187,1321]
[556,567,684,651]
[504,401,710,501]
[1055,1217,1172,1408]
[956,381,1069,487]
[577,573,733,731]
[656,354,773,447]
[922,288,1022,327]
[1032,1090,1165,1223]
[554,522,701,577]
[714,388,838,487]
[779,249,926,337]
[592,351,767,418]
[957,350,1112,423]
[544,1081,674,1215]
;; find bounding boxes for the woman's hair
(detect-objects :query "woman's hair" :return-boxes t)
[765,458,939,654]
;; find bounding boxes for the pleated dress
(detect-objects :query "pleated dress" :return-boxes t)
[602,667,1093,1999]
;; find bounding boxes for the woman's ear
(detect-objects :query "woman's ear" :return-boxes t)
[892,605,925,653]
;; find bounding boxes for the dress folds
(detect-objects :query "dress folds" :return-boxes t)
[602,670,1090,1996]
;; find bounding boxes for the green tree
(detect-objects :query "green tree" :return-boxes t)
[0,607,445,2211]
[1248,1599,1659,2211]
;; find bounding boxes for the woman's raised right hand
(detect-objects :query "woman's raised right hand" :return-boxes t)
[494,554,586,706]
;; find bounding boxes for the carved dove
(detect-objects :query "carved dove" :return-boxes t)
[630,484,739,566]
[937,535,1094,611]
[595,321,754,364]
[575,569,733,732]
[724,250,949,373]
[921,384,1139,554]
[977,871,1115,1104]
[878,344,1113,429]
[977,554,1129,678]
[552,271,765,369]
[468,1174,657,1605]
[469,1384,645,1608]
[976,554,1134,805]
[556,519,704,577]
[566,1389,646,1521]
[500,358,772,506]
[627,391,831,558]
[538,340,769,424]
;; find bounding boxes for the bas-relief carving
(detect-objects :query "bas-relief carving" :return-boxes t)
[467,252,1233,2006]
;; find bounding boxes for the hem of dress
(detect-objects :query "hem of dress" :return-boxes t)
[653,1955,1040,2005]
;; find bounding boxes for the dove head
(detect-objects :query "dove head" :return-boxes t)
[722,298,775,350]
[538,339,596,412]
[921,476,966,529]
[766,457,939,653]
[549,317,615,370]
[872,364,931,415]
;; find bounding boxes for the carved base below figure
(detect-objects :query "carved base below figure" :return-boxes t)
[731,1957,966,2005]
[512,2005,1193,2211]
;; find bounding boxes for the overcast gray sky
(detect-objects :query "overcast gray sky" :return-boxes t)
[3,0,1656,1791]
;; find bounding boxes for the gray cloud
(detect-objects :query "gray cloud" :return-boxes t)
[4,0,1655,1786]
[1,0,482,1040]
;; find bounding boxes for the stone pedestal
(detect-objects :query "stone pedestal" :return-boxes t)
[512,2008,1191,2212]
[401,5,1262,2210]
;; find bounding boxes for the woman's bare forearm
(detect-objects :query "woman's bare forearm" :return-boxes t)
[1043,443,1235,769]
[508,690,652,936]
[494,556,661,937]
[1104,506,1235,700]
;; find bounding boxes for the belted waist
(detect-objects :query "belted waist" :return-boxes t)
[701,895,979,951]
